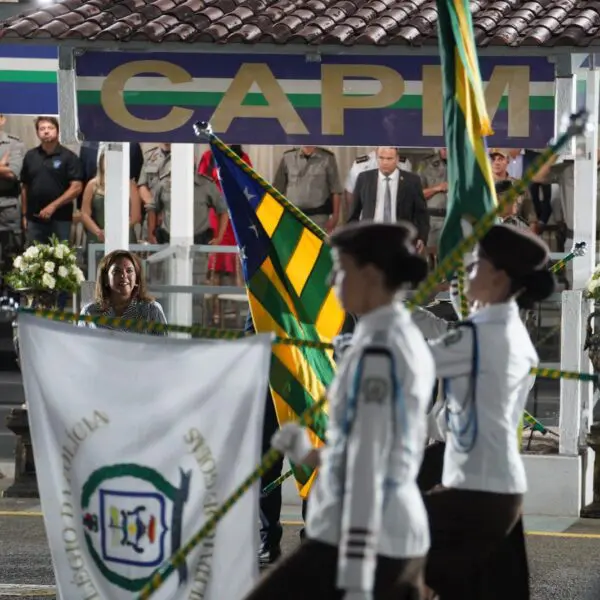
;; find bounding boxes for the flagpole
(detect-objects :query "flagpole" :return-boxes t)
[407,110,590,309]
[192,122,328,242]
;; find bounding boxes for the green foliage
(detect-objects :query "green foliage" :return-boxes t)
[5,235,85,295]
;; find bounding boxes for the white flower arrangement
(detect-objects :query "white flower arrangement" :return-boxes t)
[6,235,85,295]
[586,267,600,301]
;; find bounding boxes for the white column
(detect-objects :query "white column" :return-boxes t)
[554,73,577,158]
[555,55,583,456]
[104,143,130,254]
[168,144,195,327]
[573,68,599,290]
[576,68,600,447]
[560,290,583,455]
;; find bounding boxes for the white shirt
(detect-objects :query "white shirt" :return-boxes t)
[345,150,412,194]
[415,301,538,494]
[307,303,434,593]
[507,151,524,179]
[374,169,400,223]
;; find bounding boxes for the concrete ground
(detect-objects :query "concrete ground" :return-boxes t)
[0,498,599,599]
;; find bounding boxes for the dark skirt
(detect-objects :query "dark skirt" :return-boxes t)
[418,442,529,599]
[424,486,529,600]
[242,539,426,600]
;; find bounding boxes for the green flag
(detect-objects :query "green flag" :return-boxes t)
[436,0,497,269]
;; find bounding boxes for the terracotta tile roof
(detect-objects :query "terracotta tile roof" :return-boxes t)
[0,0,599,47]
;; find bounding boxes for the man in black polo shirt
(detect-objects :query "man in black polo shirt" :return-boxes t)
[20,116,83,244]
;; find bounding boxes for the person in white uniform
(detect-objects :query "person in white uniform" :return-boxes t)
[242,221,435,600]
[413,224,555,600]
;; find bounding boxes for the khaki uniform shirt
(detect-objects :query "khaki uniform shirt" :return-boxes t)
[150,174,226,236]
[273,147,342,211]
[0,132,24,206]
[418,153,448,211]
[0,131,25,232]
[138,146,171,196]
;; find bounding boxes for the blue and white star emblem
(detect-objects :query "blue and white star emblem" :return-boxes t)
[249,224,259,238]
[239,246,247,262]
[243,187,256,202]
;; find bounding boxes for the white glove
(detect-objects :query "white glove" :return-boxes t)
[271,422,313,464]
[343,591,372,600]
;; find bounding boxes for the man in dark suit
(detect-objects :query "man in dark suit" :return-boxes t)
[348,146,430,250]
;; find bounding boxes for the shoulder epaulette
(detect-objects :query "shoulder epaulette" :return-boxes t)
[284,148,298,154]
[355,154,369,164]
[144,145,159,155]
[7,134,20,141]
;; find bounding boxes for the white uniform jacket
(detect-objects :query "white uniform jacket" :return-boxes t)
[414,301,538,495]
[307,303,435,593]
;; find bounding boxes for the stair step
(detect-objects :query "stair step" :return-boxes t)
[0,373,25,405]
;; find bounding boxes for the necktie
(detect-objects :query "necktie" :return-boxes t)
[383,176,392,223]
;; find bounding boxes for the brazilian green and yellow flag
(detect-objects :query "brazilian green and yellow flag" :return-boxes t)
[210,140,346,498]
[436,0,497,268]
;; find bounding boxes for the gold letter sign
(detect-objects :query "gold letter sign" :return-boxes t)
[211,63,308,135]
[321,64,405,135]
[422,65,531,138]
[101,60,194,133]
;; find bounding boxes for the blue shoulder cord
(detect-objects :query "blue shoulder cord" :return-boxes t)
[342,347,403,508]
[443,321,480,453]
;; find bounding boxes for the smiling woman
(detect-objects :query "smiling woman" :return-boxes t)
[78,249,167,336]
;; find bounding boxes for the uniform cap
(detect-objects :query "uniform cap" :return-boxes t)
[478,224,555,307]
[330,221,428,288]
[489,148,509,158]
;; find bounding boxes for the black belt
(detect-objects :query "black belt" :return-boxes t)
[428,208,447,218]
[302,206,329,217]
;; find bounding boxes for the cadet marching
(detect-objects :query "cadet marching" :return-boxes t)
[243,220,552,600]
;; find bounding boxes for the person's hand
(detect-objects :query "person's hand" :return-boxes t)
[437,182,448,193]
[325,216,338,234]
[343,592,372,600]
[38,203,56,220]
[21,215,27,231]
[148,233,157,244]
[0,151,9,166]
[209,237,223,245]
[271,422,313,464]
[415,239,425,254]
[96,229,105,242]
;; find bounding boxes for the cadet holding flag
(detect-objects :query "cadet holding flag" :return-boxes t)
[243,221,435,600]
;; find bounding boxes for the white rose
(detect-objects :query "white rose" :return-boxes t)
[74,267,85,284]
[57,266,69,278]
[44,261,55,274]
[54,246,64,259]
[13,256,23,270]
[42,273,56,290]
[589,278,600,293]
[24,246,39,259]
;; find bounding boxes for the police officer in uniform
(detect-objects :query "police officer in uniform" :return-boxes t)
[418,148,448,251]
[138,144,171,243]
[344,150,412,223]
[273,146,342,233]
[0,116,24,281]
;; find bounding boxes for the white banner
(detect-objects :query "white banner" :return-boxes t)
[18,314,272,600]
